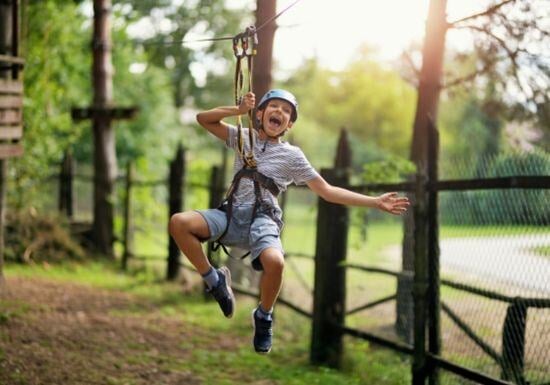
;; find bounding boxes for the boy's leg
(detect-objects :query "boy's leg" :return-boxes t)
[169,211,235,318]
[258,247,285,311]
[252,247,284,354]
[169,211,211,274]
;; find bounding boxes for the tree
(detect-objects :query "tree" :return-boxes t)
[115,0,244,108]
[397,0,550,342]
[286,53,416,168]
[12,0,90,211]
[253,0,276,100]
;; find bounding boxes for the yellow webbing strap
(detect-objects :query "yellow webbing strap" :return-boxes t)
[233,27,258,168]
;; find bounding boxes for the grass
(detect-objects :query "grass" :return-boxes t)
[3,260,412,385]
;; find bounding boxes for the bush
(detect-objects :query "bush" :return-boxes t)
[5,209,86,263]
[440,151,550,225]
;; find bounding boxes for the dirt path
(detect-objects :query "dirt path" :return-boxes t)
[0,277,238,385]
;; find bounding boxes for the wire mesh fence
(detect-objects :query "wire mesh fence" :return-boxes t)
[434,152,550,385]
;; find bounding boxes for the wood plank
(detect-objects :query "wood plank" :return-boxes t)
[0,126,22,140]
[71,106,138,121]
[0,54,25,66]
[0,95,22,109]
[0,79,23,94]
[0,109,22,125]
[0,143,23,159]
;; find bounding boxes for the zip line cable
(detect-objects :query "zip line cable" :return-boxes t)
[134,0,304,47]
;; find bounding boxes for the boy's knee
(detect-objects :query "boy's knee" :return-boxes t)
[259,248,285,274]
[169,212,193,236]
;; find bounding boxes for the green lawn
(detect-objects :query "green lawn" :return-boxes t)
[3,261,411,385]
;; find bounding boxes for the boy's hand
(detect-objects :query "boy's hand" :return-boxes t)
[238,92,255,114]
[376,192,410,215]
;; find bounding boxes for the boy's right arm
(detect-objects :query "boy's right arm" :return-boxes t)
[196,92,256,141]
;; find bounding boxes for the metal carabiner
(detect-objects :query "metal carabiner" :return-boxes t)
[244,26,258,56]
[232,35,240,57]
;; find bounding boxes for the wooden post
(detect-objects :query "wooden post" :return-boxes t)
[0,160,6,286]
[502,302,527,384]
[91,0,116,257]
[399,0,448,343]
[412,167,429,385]
[204,165,224,297]
[71,0,138,257]
[334,128,352,169]
[0,0,24,286]
[58,149,75,218]
[427,119,441,385]
[167,144,185,281]
[121,161,134,270]
[310,169,349,368]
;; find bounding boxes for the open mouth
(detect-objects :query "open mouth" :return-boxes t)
[268,116,282,127]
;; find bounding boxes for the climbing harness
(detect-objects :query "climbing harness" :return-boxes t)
[211,26,284,260]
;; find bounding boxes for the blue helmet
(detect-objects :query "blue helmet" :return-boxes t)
[257,89,298,122]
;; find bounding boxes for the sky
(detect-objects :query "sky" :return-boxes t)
[268,0,488,72]
[121,0,497,82]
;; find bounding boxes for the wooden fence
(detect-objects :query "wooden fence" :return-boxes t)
[55,126,550,385]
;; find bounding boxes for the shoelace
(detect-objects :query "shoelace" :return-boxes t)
[255,316,273,335]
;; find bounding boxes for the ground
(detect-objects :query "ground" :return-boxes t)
[0,276,241,385]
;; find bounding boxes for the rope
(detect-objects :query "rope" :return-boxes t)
[255,0,303,33]
[134,0,305,47]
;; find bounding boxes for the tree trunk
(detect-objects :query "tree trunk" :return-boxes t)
[253,0,276,100]
[397,0,448,343]
[92,0,117,257]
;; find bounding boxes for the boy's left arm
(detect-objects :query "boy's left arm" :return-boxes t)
[306,176,409,215]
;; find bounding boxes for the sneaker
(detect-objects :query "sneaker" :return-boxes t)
[252,308,273,354]
[208,266,235,318]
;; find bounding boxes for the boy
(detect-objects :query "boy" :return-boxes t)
[169,89,409,354]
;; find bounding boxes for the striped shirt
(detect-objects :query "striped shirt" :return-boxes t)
[226,125,319,207]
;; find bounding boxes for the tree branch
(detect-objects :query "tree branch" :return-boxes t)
[448,0,516,27]
[402,50,421,79]
[443,58,501,89]
[456,25,518,62]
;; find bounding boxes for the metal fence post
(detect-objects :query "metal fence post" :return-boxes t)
[310,167,349,368]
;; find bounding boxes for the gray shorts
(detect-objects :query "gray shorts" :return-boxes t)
[196,203,284,263]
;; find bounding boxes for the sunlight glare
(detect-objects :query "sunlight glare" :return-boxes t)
[273,0,494,72]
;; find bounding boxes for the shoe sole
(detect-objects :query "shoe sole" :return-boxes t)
[219,266,236,318]
[251,309,271,354]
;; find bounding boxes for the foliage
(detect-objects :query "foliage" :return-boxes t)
[13,0,190,215]
[362,155,416,184]
[12,0,90,209]
[4,209,86,263]
[72,24,182,170]
[114,0,245,109]
[440,150,550,225]
[284,50,416,169]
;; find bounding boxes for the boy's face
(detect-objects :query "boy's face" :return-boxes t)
[257,99,294,137]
